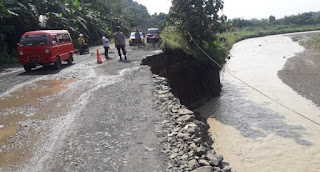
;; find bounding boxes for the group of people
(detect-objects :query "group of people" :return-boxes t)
[79,27,142,61]
[79,27,143,61]
[102,26,129,61]
[101,27,143,61]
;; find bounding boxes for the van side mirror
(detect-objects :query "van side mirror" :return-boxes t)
[52,40,57,45]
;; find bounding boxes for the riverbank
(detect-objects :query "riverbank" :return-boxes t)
[221,25,320,51]
[197,32,320,172]
[278,31,320,107]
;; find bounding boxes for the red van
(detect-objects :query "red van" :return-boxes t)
[17,30,75,72]
[146,28,160,43]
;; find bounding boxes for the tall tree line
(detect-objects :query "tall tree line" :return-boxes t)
[230,12,320,29]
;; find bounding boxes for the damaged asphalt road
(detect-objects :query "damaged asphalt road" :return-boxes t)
[0,45,167,172]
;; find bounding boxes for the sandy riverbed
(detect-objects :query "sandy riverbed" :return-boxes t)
[278,31,320,107]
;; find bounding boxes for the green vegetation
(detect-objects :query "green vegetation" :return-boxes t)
[301,34,320,50]
[161,30,225,65]
[164,0,226,65]
[150,13,167,30]
[231,12,320,29]
[161,30,190,52]
[221,25,320,50]
[221,12,320,50]
[162,10,320,65]
[0,0,166,66]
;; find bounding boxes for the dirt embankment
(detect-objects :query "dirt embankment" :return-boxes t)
[278,32,320,106]
[141,49,221,109]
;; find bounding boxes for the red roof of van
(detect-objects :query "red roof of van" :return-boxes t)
[23,30,69,35]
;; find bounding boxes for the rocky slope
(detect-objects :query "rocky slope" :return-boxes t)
[152,75,231,172]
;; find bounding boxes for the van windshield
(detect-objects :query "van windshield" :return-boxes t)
[20,34,49,47]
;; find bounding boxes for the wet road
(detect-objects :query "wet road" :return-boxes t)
[0,44,167,171]
[198,32,320,172]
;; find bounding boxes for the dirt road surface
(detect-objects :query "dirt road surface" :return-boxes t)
[0,44,167,171]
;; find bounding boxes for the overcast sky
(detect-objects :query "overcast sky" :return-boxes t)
[134,0,320,19]
[134,0,171,15]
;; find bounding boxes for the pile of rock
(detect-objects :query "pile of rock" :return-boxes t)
[152,75,231,172]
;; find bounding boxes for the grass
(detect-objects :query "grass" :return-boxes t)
[221,24,320,50]
[161,29,226,65]
[160,29,191,53]
[301,34,320,49]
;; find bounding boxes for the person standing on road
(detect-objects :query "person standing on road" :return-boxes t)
[135,29,141,46]
[113,26,127,61]
[102,33,110,59]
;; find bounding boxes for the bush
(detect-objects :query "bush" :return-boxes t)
[161,30,191,53]
[161,29,225,65]
[0,43,16,66]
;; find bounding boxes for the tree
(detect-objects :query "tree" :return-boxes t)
[170,0,226,45]
[149,12,167,30]
[269,15,276,24]
[166,0,226,64]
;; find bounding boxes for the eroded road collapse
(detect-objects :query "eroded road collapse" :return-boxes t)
[0,45,230,172]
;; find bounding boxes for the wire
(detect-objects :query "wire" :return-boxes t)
[186,31,320,127]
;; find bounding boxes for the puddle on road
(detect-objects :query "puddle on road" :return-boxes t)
[0,79,76,109]
[0,79,76,168]
[0,123,18,143]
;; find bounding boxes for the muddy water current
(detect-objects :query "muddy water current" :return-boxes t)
[198,34,320,172]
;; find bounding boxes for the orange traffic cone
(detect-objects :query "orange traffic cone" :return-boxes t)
[97,49,103,64]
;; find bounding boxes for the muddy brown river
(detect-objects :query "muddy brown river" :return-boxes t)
[199,33,320,172]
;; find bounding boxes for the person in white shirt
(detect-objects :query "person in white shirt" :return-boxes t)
[102,33,110,59]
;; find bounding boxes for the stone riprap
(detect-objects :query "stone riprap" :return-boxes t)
[152,75,231,172]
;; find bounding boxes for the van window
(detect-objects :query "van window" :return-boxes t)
[52,35,58,45]
[57,34,64,43]
[64,34,71,42]
[20,34,49,47]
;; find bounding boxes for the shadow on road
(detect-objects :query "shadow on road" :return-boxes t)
[18,64,74,76]
[0,64,21,72]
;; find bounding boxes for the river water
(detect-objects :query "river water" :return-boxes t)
[198,34,320,172]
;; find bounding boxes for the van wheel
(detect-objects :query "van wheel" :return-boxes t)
[54,56,61,69]
[67,53,73,65]
[23,65,32,72]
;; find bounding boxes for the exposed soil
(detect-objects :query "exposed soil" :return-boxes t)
[278,32,320,106]
[141,49,221,109]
